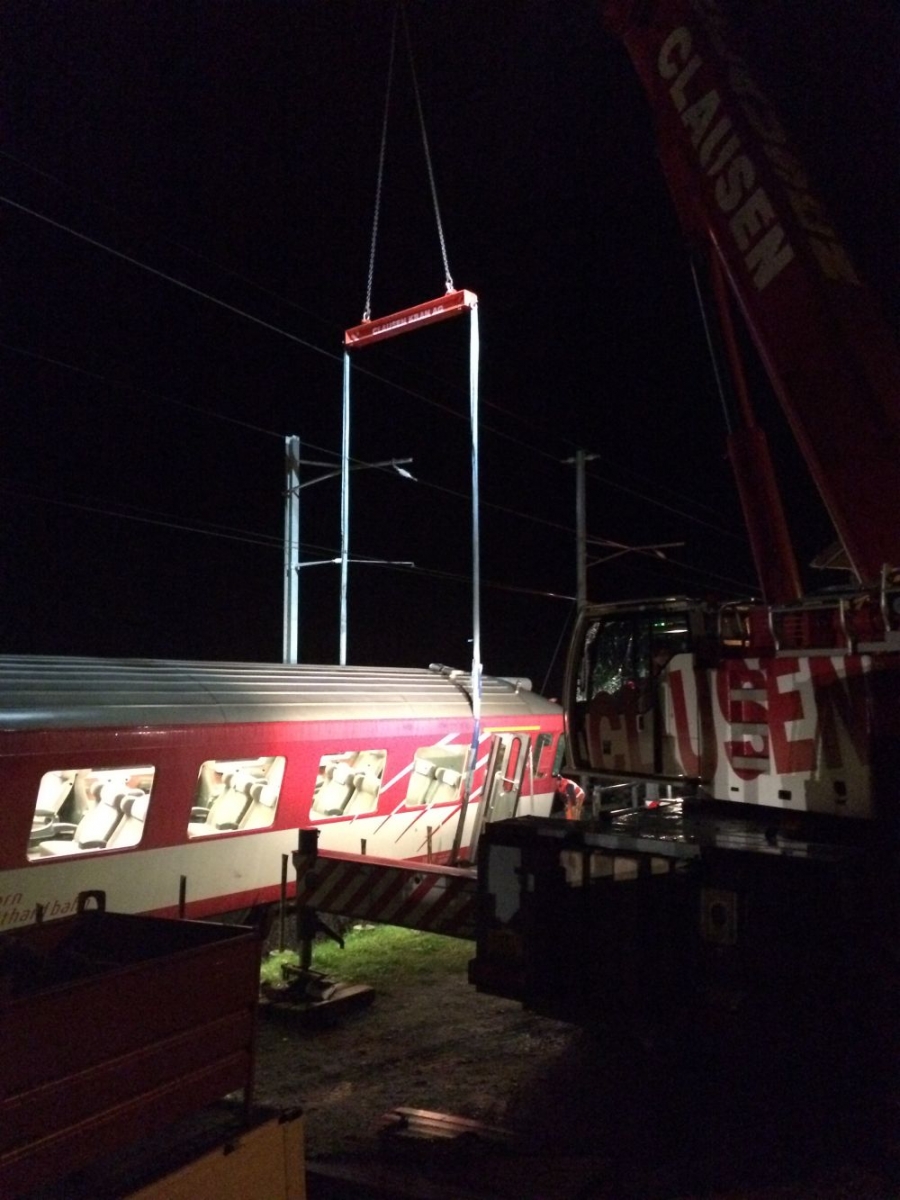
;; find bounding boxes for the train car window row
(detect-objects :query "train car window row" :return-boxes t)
[188,756,285,838]
[25,736,516,855]
[28,767,156,861]
[307,745,468,821]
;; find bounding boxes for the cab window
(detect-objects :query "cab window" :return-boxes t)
[576,611,692,710]
[534,732,556,778]
[552,734,569,777]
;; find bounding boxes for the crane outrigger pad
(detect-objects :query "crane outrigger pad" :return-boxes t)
[344,289,477,349]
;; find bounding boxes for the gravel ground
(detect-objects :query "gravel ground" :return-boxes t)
[253,949,900,1200]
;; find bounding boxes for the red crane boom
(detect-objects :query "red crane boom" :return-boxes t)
[604,0,900,586]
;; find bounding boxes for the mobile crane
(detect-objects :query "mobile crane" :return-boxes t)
[470,0,900,1040]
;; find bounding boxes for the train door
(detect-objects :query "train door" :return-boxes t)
[468,732,530,859]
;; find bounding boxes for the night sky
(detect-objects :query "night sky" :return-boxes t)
[3,1,898,694]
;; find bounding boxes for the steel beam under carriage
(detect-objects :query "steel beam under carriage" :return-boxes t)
[293,841,478,940]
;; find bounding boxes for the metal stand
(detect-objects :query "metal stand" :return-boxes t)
[261,829,374,1020]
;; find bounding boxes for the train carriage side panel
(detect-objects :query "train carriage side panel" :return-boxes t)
[0,658,564,926]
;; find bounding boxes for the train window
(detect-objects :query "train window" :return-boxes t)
[188,756,285,838]
[552,734,569,777]
[310,750,387,819]
[403,745,467,808]
[27,766,156,861]
[502,739,521,792]
[533,733,555,778]
[647,615,692,665]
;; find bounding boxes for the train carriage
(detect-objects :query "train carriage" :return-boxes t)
[0,657,564,929]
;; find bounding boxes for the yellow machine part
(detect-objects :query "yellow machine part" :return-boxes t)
[127,1111,305,1200]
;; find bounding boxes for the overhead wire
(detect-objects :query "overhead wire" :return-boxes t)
[0,484,284,549]
[0,460,752,596]
[0,339,287,440]
[1,160,740,542]
[2,320,745,607]
[0,483,588,602]
[1,176,740,548]
[0,333,752,592]
[351,346,740,538]
[0,337,570,531]
[2,161,747,602]
[0,194,337,364]
[2,342,749,595]
[0,148,342,337]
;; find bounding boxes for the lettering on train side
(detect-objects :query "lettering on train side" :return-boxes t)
[0,894,78,928]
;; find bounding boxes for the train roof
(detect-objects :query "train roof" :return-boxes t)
[0,657,561,731]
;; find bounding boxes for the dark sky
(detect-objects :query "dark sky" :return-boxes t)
[3,1,898,693]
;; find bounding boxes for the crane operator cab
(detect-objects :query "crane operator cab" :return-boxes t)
[563,590,900,825]
[564,598,702,787]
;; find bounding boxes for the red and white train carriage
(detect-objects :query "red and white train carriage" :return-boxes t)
[0,656,564,930]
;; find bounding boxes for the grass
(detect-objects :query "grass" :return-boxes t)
[261,924,473,988]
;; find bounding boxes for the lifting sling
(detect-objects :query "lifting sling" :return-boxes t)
[341,2,481,862]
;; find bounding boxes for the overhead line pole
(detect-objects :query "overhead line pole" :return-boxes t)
[283,435,301,664]
[284,434,413,667]
[562,450,599,612]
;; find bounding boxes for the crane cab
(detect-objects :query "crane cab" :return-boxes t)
[563,591,900,827]
[564,598,705,786]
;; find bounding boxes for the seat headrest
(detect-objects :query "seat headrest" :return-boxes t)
[224,771,258,795]
[250,782,277,807]
[353,773,380,796]
[122,792,149,821]
[99,782,126,808]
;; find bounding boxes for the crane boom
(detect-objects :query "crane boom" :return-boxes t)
[604,0,900,584]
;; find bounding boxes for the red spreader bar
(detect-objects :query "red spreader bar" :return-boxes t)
[344,289,478,350]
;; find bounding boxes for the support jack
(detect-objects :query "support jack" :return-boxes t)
[260,831,375,1022]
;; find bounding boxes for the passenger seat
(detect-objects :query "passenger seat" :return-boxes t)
[431,766,463,807]
[105,790,149,849]
[240,781,279,829]
[405,758,437,807]
[311,762,356,816]
[343,772,381,816]
[75,782,126,849]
